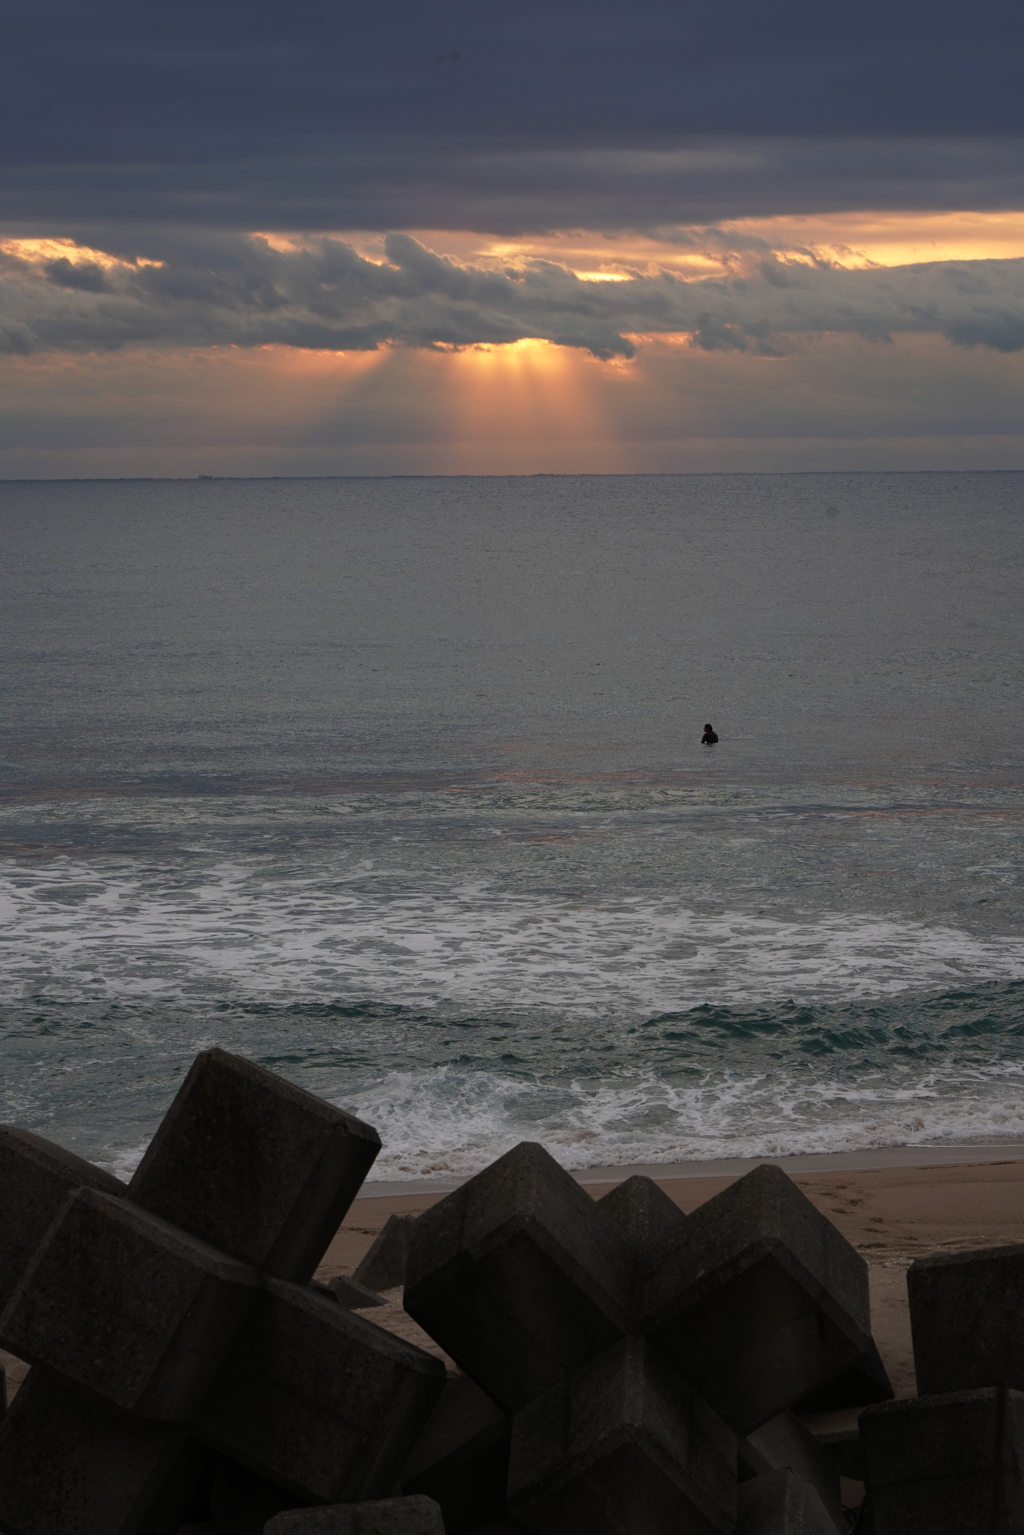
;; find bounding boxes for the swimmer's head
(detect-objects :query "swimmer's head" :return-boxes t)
[704,723,713,731]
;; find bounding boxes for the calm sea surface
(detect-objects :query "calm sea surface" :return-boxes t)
[2,472,1023,1181]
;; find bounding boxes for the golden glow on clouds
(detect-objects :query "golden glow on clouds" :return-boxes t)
[390,210,1024,279]
[0,237,162,270]
[731,211,1024,267]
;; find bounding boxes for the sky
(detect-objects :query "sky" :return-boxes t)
[2,0,1023,476]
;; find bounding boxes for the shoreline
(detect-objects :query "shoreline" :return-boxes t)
[357,1139,1024,1198]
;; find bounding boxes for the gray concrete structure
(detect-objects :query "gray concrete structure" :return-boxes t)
[404,1143,634,1412]
[129,1049,381,1285]
[738,1413,841,1531]
[860,1386,1024,1534]
[0,1368,214,1535]
[1,1188,259,1421]
[506,1335,735,1535]
[0,1051,437,1535]
[401,1372,511,1534]
[735,1469,837,1535]
[908,1243,1024,1395]
[193,1278,445,1503]
[264,1495,445,1534]
[353,1215,418,1294]
[594,1176,687,1252]
[327,1274,386,1310]
[639,1164,872,1434]
[0,1125,126,1311]
[790,1335,892,1412]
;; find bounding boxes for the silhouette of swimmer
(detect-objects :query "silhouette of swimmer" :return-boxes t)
[701,723,719,745]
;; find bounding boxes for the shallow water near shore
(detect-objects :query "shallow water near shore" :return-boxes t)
[2,472,1023,1178]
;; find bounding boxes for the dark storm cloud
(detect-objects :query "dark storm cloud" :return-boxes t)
[1,0,1023,233]
[4,233,1024,360]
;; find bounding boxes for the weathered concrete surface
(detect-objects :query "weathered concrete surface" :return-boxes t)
[739,1412,841,1530]
[194,1278,445,1503]
[0,1126,125,1311]
[0,1368,214,1535]
[404,1143,634,1413]
[789,1335,892,1413]
[264,1495,445,1534]
[0,1188,258,1421]
[327,1275,386,1311]
[908,1243,1024,1395]
[640,1164,872,1434]
[860,1386,1024,1534]
[507,1335,735,1535]
[735,1468,837,1534]
[401,1371,511,1535]
[811,1428,863,1482]
[353,1216,418,1294]
[129,1049,381,1285]
[595,1176,688,1252]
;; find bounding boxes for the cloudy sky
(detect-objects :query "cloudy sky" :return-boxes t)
[3,0,1023,476]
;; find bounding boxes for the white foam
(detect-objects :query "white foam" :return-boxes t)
[348,1060,1024,1182]
[1,855,1023,1012]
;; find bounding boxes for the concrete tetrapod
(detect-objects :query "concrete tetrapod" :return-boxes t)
[860,1386,1024,1534]
[639,1164,873,1435]
[263,1496,446,1534]
[735,1469,837,1535]
[907,1242,1024,1395]
[0,1126,127,1311]
[506,1335,736,1535]
[0,1188,259,1421]
[738,1412,841,1531]
[400,1372,512,1535]
[404,1143,635,1413]
[0,1051,442,1535]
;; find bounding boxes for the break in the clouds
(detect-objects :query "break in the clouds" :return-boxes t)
[3,233,1024,361]
[2,0,1024,233]
[3,0,1024,474]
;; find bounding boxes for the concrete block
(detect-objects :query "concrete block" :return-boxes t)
[401,1371,512,1534]
[735,1469,837,1534]
[404,1142,634,1412]
[640,1164,872,1434]
[353,1215,418,1294]
[789,1336,892,1412]
[594,1176,687,1250]
[811,1428,864,1482]
[194,1277,446,1504]
[908,1242,1024,1394]
[328,1274,387,1311]
[128,1049,381,1284]
[860,1387,1024,1534]
[507,1335,736,1535]
[738,1412,841,1530]
[0,1367,215,1535]
[0,1187,258,1421]
[264,1496,445,1534]
[0,1125,125,1311]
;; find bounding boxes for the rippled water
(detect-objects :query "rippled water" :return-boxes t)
[2,473,1022,1178]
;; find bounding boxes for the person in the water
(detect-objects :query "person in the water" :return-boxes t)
[701,723,719,745]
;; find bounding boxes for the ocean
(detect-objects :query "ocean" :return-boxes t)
[2,471,1023,1183]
